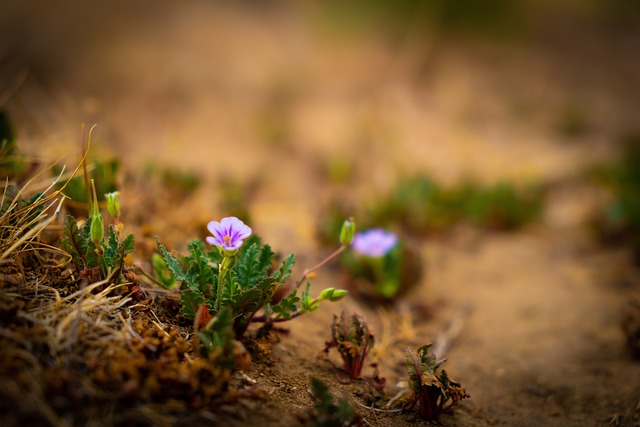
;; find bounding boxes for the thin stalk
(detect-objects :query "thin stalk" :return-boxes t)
[294,244,347,291]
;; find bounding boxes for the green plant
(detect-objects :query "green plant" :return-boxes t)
[324,311,374,379]
[367,175,543,233]
[55,158,120,206]
[403,344,469,420]
[339,228,422,301]
[0,110,26,178]
[307,377,362,427]
[61,186,134,283]
[159,216,351,340]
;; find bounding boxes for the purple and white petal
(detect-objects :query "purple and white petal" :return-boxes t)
[352,228,398,257]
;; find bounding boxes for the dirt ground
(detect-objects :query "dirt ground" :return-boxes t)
[2,1,640,426]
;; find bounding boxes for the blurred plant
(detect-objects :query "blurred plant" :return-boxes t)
[56,158,120,206]
[590,135,640,261]
[61,182,134,283]
[464,181,544,230]
[324,311,374,379]
[340,228,422,301]
[151,252,178,290]
[403,344,469,421]
[555,106,591,139]
[315,0,522,39]
[196,306,251,372]
[367,176,543,234]
[0,110,26,178]
[159,217,352,340]
[143,161,201,198]
[307,376,362,427]
[217,176,254,224]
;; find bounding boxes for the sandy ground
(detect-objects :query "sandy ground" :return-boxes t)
[2,1,640,425]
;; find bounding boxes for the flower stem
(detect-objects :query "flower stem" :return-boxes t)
[215,256,231,313]
[294,244,347,291]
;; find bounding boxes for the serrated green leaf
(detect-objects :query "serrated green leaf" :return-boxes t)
[103,225,118,267]
[186,240,215,293]
[272,290,300,320]
[159,243,187,282]
[236,242,259,289]
[122,233,135,255]
[236,239,275,290]
[181,288,206,320]
[274,253,295,283]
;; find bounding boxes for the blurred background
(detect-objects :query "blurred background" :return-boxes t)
[1,0,639,247]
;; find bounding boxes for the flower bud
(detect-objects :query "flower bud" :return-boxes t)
[319,288,335,301]
[105,191,121,219]
[340,217,356,245]
[328,289,348,302]
[90,212,104,245]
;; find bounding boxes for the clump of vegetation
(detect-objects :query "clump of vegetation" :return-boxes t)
[590,135,640,261]
[324,311,375,379]
[368,176,544,233]
[319,175,544,244]
[159,216,352,340]
[62,185,134,283]
[56,158,121,206]
[403,344,469,421]
[339,228,422,301]
[306,377,362,427]
[144,161,202,196]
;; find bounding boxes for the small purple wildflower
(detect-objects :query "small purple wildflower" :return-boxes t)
[206,216,252,251]
[352,228,398,257]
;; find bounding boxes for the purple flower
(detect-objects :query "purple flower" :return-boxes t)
[206,216,252,251]
[352,228,398,257]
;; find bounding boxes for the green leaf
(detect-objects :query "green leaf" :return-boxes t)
[122,233,135,255]
[271,290,300,320]
[60,215,86,269]
[274,253,295,283]
[236,242,274,289]
[103,225,119,268]
[181,288,206,320]
[159,243,187,282]
[185,240,214,293]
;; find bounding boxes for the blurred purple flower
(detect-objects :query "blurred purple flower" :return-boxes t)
[352,229,398,257]
[206,216,252,251]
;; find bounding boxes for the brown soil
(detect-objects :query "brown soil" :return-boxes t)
[2,1,640,426]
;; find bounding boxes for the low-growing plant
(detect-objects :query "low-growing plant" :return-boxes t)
[339,228,422,300]
[159,216,353,339]
[319,176,543,245]
[403,344,469,421]
[324,311,375,379]
[61,184,134,283]
[368,176,543,233]
[307,376,362,427]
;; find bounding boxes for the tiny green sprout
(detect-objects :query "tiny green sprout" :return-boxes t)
[340,217,356,245]
[318,288,349,302]
[89,180,104,247]
[105,191,120,219]
[403,344,469,420]
[324,311,374,379]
